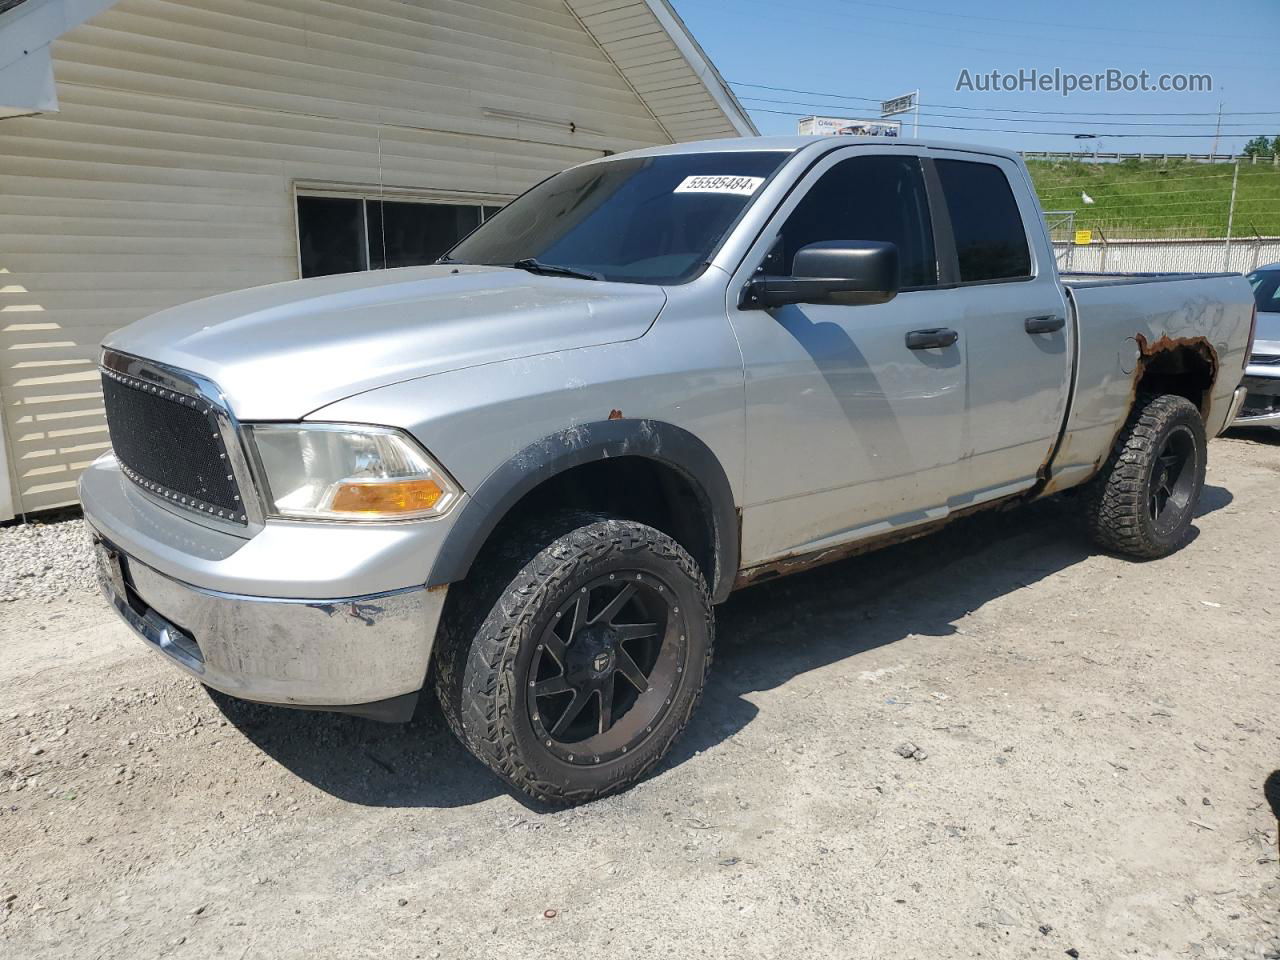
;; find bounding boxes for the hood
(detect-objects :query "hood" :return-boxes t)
[102,265,667,419]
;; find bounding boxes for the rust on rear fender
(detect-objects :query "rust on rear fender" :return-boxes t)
[1132,332,1219,415]
[1032,332,1220,498]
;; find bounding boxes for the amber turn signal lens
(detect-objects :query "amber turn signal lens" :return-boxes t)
[328,478,445,515]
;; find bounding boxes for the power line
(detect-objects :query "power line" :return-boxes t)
[745,106,1275,138]
[826,0,1261,44]
[699,0,1248,72]
[690,0,1274,59]
[737,95,1274,128]
[730,81,1280,119]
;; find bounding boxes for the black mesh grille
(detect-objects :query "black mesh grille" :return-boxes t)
[101,372,244,519]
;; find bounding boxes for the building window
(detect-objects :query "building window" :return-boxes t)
[297,194,504,278]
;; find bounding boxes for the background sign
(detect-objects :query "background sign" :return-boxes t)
[797,116,902,138]
[880,93,917,117]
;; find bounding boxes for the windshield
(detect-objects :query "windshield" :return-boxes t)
[1247,270,1280,313]
[445,151,790,284]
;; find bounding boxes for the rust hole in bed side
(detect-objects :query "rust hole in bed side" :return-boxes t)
[1132,333,1218,418]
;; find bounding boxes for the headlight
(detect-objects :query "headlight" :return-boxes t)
[248,424,460,521]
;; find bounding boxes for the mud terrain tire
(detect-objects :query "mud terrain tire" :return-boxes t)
[434,516,713,805]
[1084,393,1207,559]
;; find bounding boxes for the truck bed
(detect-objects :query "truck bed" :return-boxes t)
[1061,271,1238,288]
[1044,272,1254,495]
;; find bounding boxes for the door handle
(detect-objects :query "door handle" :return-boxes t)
[1025,315,1065,334]
[905,327,959,350]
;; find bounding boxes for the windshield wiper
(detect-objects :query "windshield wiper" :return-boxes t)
[509,258,603,281]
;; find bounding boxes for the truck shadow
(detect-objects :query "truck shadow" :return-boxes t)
[1223,426,1280,446]
[664,486,1232,774]
[212,485,1233,810]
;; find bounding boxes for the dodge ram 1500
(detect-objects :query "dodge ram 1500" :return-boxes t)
[80,136,1256,803]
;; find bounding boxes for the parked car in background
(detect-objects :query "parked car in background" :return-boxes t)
[79,136,1255,805]
[1238,263,1280,428]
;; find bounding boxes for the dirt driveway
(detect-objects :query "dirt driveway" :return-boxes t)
[2,432,1278,960]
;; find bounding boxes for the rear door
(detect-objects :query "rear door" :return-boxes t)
[927,152,1073,498]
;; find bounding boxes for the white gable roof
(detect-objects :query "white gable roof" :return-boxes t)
[565,0,757,140]
[0,0,116,116]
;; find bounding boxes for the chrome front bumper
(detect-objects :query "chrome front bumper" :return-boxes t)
[90,532,444,721]
[79,449,460,719]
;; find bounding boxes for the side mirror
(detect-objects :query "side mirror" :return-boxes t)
[740,240,899,309]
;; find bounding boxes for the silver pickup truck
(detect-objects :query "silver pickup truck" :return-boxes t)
[80,136,1256,804]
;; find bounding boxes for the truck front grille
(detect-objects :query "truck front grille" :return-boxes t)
[101,366,247,523]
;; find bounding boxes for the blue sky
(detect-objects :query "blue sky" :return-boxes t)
[671,0,1280,154]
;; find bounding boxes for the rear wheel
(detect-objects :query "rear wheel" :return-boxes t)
[1084,393,1207,559]
[435,516,713,805]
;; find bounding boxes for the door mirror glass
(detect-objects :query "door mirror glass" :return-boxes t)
[742,240,900,309]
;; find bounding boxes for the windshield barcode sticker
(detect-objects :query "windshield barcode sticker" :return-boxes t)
[674,175,765,196]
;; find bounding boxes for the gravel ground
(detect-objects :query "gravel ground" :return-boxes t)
[0,431,1278,960]
[0,514,96,605]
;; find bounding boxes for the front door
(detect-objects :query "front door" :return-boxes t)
[725,149,968,567]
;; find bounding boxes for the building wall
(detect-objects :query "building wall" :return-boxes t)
[0,0,681,516]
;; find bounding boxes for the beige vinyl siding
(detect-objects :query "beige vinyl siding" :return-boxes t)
[0,0,680,514]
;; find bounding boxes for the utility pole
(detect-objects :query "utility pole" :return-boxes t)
[1211,102,1223,156]
[1224,159,1239,271]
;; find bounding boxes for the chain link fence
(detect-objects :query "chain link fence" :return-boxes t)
[1033,156,1280,273]
[1053,234,1280,274]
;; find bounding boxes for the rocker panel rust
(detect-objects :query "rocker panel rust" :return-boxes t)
[738,330,1226,582]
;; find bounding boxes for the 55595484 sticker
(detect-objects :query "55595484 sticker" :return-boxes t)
[674,175,765,196]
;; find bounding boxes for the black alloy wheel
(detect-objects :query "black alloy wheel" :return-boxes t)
[435,516,714,805]
[527,573,687,766]
[1148,424,1197,534]
[1085,393,1207,559]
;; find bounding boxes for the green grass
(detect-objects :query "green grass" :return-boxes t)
[1027,157,1280,239]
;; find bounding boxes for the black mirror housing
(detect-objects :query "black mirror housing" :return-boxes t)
[741,240,900,309]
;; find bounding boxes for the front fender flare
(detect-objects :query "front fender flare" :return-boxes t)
[425,419,739,603]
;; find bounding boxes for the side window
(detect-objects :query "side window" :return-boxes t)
[768,155,937,289]
[296,196,368,278]
[933,159,1032,283]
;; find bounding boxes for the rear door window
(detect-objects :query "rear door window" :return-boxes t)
[934,159,1032,283]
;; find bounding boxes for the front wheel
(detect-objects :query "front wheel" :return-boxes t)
[1084,393,1207,559]
[435,517,713,805]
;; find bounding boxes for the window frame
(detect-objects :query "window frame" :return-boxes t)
[740,146,948,296]
[440,149,797,287]
[292,182,513,279]
[732,145,1044,302]
[922,154,1039,289]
